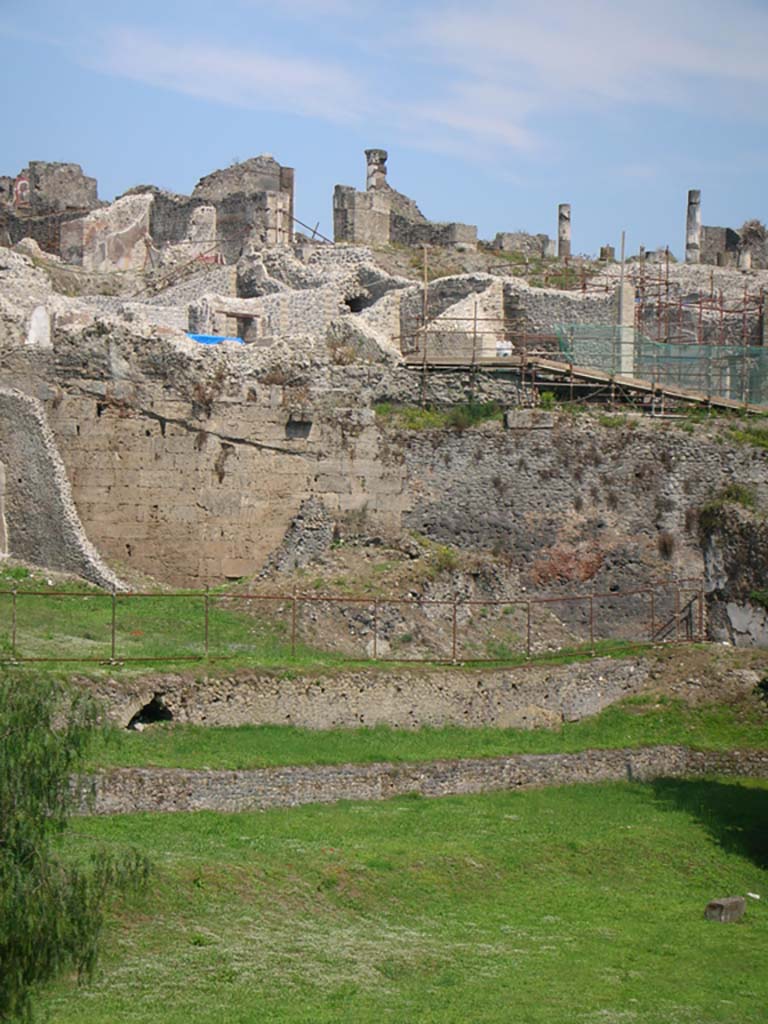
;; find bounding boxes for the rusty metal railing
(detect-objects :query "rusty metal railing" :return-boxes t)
[0,580,707,667]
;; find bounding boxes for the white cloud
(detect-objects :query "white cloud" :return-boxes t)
[414,0,768,106]
[86,27,367,123]
[380,0,768,158]
[67,1,768,163]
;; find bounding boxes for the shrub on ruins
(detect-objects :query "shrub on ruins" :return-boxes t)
[0,674,148,1022]
[738,218,767,255]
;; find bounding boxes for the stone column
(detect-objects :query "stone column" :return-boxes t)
[685,189,701,264]
[365,149,388,191]
[558,204,571,259]
[617,281,636,376]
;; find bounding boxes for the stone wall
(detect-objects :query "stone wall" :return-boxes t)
[0,162,100,257]
[701,505,768,646]
[79,746,768,815]
[0,388,123,588]
[193,156,289,202]
[700,225,767,271]
[46,390,316,584]
[493,232,555,258]
[502,280,620,337]
[80,655,651,730]
[333,150,477,251]
[396,416,768,624]
[193,155,294,254]
[61,194,153,272]
[390,213,477,250]
[333,186,392,248]
[9,162,98,214]
[40,379,768,589]
[57,155,294,270]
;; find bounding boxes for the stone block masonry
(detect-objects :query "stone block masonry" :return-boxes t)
[43,381,768,589]
[80,746,768,815]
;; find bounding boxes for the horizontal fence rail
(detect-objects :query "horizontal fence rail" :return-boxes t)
[0,581,707,666]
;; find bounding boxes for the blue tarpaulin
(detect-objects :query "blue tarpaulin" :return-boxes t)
[186,333,245,346]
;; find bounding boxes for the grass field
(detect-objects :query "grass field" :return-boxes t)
[43,780,768,1023]
[88,695,768,771]
[0,567,339,669]
[0,565,651,672]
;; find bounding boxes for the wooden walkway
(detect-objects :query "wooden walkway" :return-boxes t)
[402,353,768,415]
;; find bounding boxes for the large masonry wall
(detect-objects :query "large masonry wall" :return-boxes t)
[42,381,768,590]
[46,388,407,585]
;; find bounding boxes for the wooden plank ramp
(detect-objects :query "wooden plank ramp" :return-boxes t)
[402,353,768,415]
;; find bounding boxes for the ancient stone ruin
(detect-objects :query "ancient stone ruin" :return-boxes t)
[333,149,478,250]
[0,147,767,650]
[685,188,767,269]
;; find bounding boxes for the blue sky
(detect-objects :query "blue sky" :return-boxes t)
[1,0,766,258]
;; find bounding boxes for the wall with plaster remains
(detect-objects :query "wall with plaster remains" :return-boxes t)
[57,155,295,270]
[0,388,122,588]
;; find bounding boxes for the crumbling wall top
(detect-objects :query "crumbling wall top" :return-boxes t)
[13,161,98,214]
[193,155,292,201]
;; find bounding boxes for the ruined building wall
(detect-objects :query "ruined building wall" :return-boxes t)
[21,162,98,213]
[0,388,123,588]
[44,387,406,586]
[38,377,768,590]
[701,226,741,267]
[56,155,295,270]
[334,150,477,250]
[1,162,101,256]
[493,232,555,259]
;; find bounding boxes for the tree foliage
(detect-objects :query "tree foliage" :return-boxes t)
[0,674,148,1022]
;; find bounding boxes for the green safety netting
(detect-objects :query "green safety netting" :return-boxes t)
[556,324,768,407]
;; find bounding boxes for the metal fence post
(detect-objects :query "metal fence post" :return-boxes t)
[11,589,17,660]
[452,599,458,663]
[373,599,378,660]
[204,585,210,657]
[291,590,297,658]
[674,588,680,643]
[589,594,595,653]
[526,601,532,659]
[698,587,705,640]
[110,587,116,662]
[650,591,656,641]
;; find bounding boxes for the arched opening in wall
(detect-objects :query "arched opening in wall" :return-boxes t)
[127,695,173,730]
[344,295,365,313]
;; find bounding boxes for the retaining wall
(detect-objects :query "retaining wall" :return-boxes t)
[81,656,651,731]
[80,746,768,815]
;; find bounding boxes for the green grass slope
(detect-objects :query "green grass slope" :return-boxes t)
[44,781,768,1023]
[88,695,768,771]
